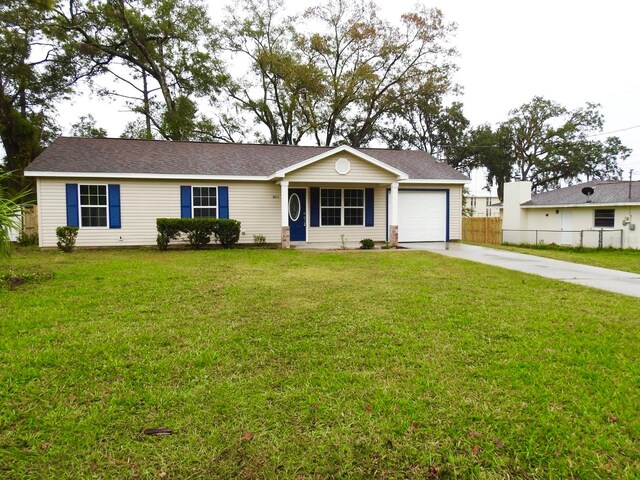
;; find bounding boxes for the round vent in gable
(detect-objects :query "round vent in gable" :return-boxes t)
[335,157,351,175]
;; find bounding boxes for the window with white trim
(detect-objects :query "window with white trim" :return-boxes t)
[320,188,364,226]
[594,209,615,228]
[193,186,217,218]
[80,184,108,227]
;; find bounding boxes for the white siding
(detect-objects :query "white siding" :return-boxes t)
[229,183,281,243]
[286,153,399,184]
[38,178,281,247]
[448,185,463,240]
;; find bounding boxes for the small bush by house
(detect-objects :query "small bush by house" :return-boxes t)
[360,238,375,249]
[56,226,78,253]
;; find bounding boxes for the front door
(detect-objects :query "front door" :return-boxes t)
[288,189,306,241]
[561,210,573,245]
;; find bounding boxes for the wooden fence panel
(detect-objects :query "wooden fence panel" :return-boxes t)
[22,206,38,235]
[462,217,502,245]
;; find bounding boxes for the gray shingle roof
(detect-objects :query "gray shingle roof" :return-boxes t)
[25,137,469,181]
[523,180,640,206]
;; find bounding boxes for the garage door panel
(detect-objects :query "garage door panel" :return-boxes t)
[397,190,447,242]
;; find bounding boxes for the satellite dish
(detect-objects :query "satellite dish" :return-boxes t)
[582,186,594,202]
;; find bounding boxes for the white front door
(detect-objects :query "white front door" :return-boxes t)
[561,210,573,245]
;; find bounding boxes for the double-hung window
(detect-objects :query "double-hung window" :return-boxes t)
[320,188,364,226]
[594,209,615,228]
[80,184,108,227]
[193,187,218,218]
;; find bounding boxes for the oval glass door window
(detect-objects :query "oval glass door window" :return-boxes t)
[289,193,301,221]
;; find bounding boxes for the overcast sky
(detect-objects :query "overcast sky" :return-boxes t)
[59,0,640,194]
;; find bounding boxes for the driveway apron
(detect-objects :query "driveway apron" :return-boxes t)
[401,243,640,298]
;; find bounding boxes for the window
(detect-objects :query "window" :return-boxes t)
[193,187,217,218]
[320,188,364,226]
[344,189,364,225]
[80,184,108,227]
[594,209,615,228]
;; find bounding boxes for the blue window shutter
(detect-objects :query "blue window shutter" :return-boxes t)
[365,188,374,227]
[108,184,121,229]
[218,186,229,219]
[65,183,79,227]
[180,186,192,218]
[310,187,320,227]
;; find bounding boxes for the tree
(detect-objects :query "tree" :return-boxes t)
[470,124,512,201]
[58,0,228,141]
[0,0,81,191]
[476,97,631,199]
[221,0,325,145]
[224,0,458,147]
[300,0,457,147]
[70,113,107,137]
[382,93,476,173]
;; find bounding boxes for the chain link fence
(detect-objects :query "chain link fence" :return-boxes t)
[502,229,624,248]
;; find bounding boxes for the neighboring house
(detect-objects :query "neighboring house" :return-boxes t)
[467,195,500,217]
[7,223,19,242]
[503,180,640,248]
[24,137,469,248]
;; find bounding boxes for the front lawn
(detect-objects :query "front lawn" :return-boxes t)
[494,244,640,274]
[1,248,639,478]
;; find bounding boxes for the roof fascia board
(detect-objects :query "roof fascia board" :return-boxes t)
[270,145,408,180]
[523,202,640,208]
[399,179,469,185]
[24,171,270,181]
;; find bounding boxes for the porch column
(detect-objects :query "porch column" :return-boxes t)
[280,181,290,249]
[390,182,399,247]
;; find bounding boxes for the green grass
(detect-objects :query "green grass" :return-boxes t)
[1,248,639,479]
[491,244,640,274]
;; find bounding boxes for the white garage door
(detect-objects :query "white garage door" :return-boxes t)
[397,190,447,242]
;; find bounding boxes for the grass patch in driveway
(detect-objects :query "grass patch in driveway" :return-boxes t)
[1,248,639,478]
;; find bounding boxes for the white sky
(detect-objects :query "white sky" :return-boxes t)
[58,0,640,195]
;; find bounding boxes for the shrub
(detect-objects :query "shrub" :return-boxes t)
[214,219,241,248]
[253,233,267,246]
[56,226,79,253]
[182,218,217,249]
[156,218,182,251]
[156,218,241,250]
[360,238,375,250]
[17,231,38,246]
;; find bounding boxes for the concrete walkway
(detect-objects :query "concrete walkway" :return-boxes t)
[401,242,640,298]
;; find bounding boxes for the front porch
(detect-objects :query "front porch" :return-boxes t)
[278,181,400,249]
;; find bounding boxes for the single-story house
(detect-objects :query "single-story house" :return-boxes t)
[24,137,469,248]
[503,180,640,249]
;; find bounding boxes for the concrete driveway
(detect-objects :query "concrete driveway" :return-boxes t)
[401,242,640,298]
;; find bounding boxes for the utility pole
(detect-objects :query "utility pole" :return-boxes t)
[629,169,634,199]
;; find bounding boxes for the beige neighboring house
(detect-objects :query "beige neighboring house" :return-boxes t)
[503,180,640,249]
[467,194,500,217]
[24,137,469,248]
